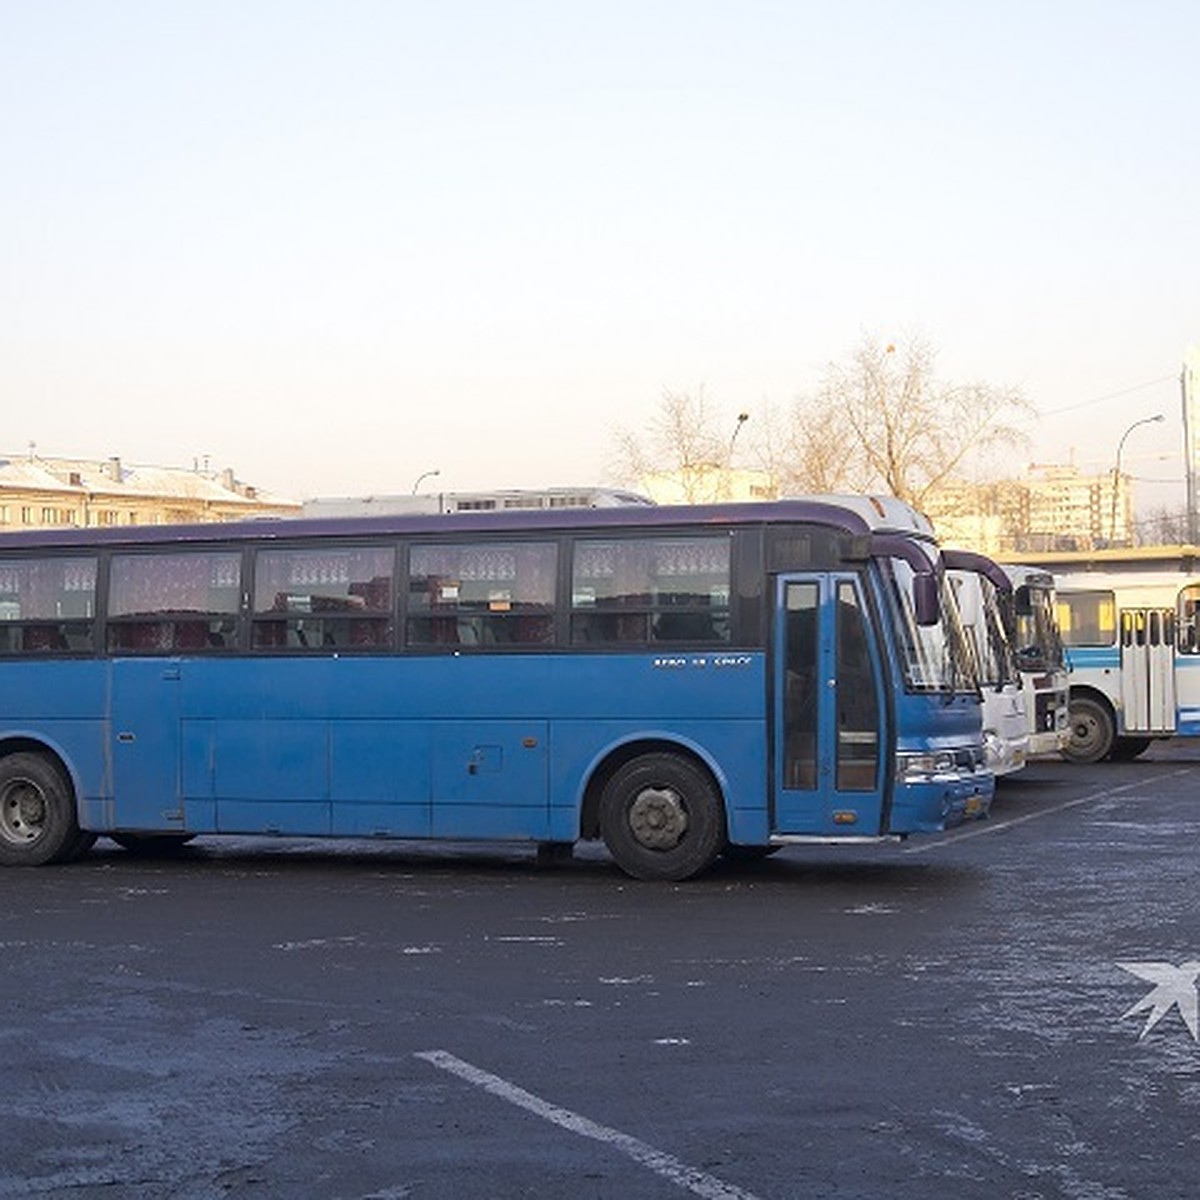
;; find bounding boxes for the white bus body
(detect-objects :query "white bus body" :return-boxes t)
[1002,565,1070,757]
[947,565,1028,775]
[1052,563,1200,762]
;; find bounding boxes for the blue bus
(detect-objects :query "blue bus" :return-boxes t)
[0,496,990,880]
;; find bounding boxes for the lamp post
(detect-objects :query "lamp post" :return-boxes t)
[723,412,750,500]
[411,469,441,495]
[1110,415,1164,544]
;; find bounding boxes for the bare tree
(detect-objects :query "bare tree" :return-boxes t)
[787,332,1032,507]
[611,388,734,502]
[756,395,875,497]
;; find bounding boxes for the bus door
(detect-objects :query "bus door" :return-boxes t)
[109,659,185,832]
[773,575,887,835]
[1119,608,1176,733]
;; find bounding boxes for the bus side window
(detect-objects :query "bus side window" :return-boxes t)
[0,556,97,656]
[406,542,556,649]
[252,546,395,652]
[108,551,241,654]
[570,536,731,647]
[1178,588,1200,654]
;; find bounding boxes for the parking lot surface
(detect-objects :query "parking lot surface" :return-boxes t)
[4,749,1199,1199]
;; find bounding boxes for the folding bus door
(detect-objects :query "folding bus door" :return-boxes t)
[773,574,887,836]
[1119,608,1176,734]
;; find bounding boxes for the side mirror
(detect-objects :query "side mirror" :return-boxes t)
[914,573,941,627]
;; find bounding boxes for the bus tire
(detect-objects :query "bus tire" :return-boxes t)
[0,752,87,867]
[598,752,726,881]
[1062,696,1114,764]
[1109,736,1152,761]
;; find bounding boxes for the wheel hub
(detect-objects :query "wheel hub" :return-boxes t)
[1,781,46,844]
[628,787,688,850]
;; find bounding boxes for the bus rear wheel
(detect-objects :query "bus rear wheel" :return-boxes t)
[599,753,726,881]
[1062,696,1115,764]
[0,752,88,866]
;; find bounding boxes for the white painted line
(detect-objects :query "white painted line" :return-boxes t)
[415,1049,763,1200]
[901,768,1193,855]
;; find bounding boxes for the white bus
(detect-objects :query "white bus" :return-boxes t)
[1051,552,1200,761]
[945,551,1028,775]
[1001,565,1069,757]
[303,487,655,519]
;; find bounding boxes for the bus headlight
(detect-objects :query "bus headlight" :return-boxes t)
[895,750,957,781]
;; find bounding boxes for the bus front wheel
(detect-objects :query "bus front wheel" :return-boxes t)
[598,753,726,881]
[1062,696,1115,764]
[0,752,90,866]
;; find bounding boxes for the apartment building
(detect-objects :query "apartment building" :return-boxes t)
[0,453,299,531]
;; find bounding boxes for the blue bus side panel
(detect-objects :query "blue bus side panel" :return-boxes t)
[331,721,432,837]
[0,662,110,830]
[431,721,550,838]
[7,653,769,844]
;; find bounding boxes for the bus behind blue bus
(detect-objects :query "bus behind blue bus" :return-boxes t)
[0,496,990,880]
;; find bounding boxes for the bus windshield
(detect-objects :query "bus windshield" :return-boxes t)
[882,555,973,693]
[1014,583,1064,670]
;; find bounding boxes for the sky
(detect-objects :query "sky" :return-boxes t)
[2,1,1197,509]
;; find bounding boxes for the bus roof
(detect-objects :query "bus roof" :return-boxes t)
[0,496,935,552]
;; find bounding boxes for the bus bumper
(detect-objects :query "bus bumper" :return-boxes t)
[891,750,993,833]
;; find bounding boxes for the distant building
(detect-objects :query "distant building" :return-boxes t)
[925,462,1131,554]
[638,465,778,505]
[0,453,299,531]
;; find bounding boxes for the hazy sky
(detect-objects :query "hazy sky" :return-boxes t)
[2,1,1196,505]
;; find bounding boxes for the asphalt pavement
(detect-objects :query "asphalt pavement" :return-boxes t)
[3,748,1199,1199]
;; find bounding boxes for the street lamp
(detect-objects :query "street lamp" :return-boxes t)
[724,413,750,500]
[1110,415,1164,544]
[411,469,441,495]
[728,411,750,464]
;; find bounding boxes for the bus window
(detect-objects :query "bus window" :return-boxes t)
[570,536,731,646]
[253,546,394,650]
[407,542,556,647]
[782,582,818,790]
[836,582,879,790]
[108,551,241,652]
[1056,591,1116,647]
[0,557,97,654]
[1178,586,1200,654]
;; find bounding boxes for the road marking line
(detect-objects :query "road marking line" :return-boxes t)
[901,768,1194,855]
[415,1049,762,1200]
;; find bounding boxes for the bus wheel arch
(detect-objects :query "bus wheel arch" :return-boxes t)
[1062,689,1116,764]
[584,742,728,881]
[0,744,93,866]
